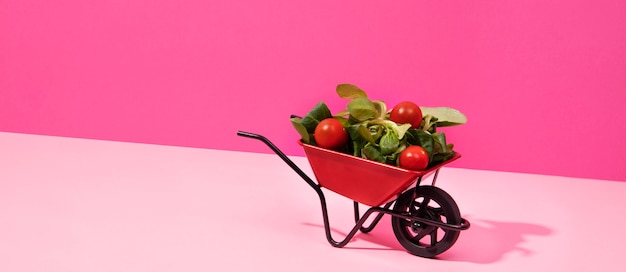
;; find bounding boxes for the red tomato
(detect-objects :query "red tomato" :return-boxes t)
[314,118,349,150]
[390,101,423,128]
[398,145,429,171]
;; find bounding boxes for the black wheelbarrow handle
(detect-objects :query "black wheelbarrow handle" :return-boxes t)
[237,130,397,247]
[237,131,319,191]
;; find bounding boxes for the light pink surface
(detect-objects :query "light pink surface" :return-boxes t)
[1,1,625,181]
[2,132,625,271]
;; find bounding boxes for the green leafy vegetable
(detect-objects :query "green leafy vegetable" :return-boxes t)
[337,84,368,99]
[379,129,399,155]
[347,97,378,122]
[300,102,332,133]
[292,83,465,170]
[420,106,467,127]
[290,116,310,143]
[362,144,385,163]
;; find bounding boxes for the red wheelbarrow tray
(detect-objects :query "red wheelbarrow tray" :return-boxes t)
[298,141,461,207]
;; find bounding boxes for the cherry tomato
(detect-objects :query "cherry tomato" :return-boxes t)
[390,101,423,128]
[398,145,429,171]
[314,118,349,150]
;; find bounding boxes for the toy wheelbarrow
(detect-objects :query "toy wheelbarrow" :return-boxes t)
[237,131,470,258]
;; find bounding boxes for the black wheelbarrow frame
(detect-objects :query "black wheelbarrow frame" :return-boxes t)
[237,131,470,258]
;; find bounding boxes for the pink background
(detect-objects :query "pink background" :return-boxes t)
[1,0,625,181]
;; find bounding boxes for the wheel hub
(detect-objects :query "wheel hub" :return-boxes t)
[410,209,436,232]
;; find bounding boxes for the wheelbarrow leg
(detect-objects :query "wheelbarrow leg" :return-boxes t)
[354,201,393,233]
[320,201,391,248]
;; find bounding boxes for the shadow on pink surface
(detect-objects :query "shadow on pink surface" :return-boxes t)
[439,217,553,263]
[302,215,553,263]
[301,221,403,251]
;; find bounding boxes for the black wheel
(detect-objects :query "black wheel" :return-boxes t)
[391,185,462,258]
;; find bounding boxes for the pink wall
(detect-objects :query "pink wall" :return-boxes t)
[2,1,625,181]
